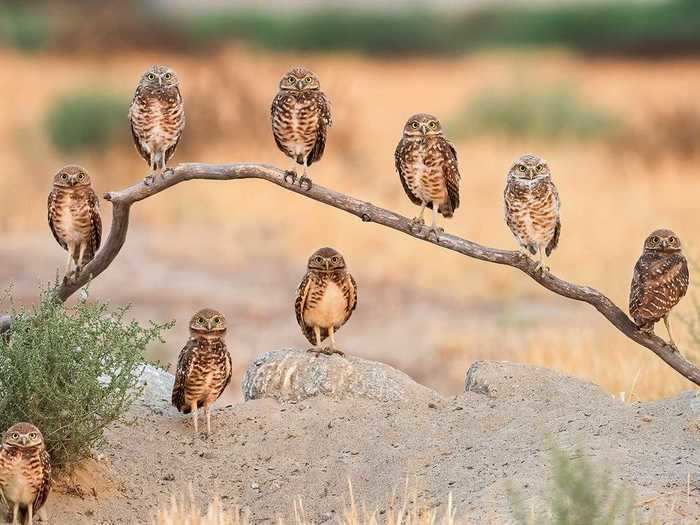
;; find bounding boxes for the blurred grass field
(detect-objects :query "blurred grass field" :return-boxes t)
[1,42,699,400]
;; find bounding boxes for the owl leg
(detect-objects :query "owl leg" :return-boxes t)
[427,203,443,241]
[535,246,549,273]
[190,399,199,434]
[205,403,212,435]
[76,242,88,274]
[283,160,298,185]
[144,152,158,186]
[307,326,327,356]
[298,159,312,192]
[26,504,32,525]
[663,315,678,351]
[409,202,427,233]
[324,326,345,356]
[65,244,75,276]
[11,503,18,525]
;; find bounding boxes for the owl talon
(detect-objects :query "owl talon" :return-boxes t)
[307,347,345,357]
[284,170,297,185]
[409,217,425,234]
[144,173,156,186]
[427,227,443,242]
[298,176,312,192]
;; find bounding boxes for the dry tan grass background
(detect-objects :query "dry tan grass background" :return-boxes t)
[1,46,699,401]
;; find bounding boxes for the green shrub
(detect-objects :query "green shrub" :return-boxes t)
[0,288,172,470]
[0,6,49,52]
[450,85,620,141]
[45,90,127,154]
[508,441,636,525]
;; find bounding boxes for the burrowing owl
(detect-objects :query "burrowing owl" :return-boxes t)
[0,423,51,525]
[129,65,185,185]
[47,165,102,279]
[295,247,357,356]
[395,114,460,239]
[629,230,689,349]
[172,309,232,435]
[504,154,561,272]
[271,66,332,191]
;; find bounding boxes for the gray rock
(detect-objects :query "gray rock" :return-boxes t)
[243,348,442,404]
[137,363,174,409]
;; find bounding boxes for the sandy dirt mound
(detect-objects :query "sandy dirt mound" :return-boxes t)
[39,354,699,524]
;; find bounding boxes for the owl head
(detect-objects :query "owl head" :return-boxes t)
[307,247,346,272]
[402,113,443,137]
[643,229,682,253]
[139,65,180,91]
[508,154,551,181]
[2,422,44,448]
[279,66,321,91]
[189,308,227,336]
[52,165,92,188]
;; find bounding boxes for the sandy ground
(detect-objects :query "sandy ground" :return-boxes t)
[36,359,700,525]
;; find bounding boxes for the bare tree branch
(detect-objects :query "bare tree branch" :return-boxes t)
[2,162,699,386]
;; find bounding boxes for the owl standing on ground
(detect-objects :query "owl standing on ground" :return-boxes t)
[47,165,102,279]
[271,66,332,191]
[129,65,185,185]
[0,423,52,525]
[172,309,232,435]
[629,230,689,349]
[504,154,561,272]
[395,114,460,240]
[295,247,357,356]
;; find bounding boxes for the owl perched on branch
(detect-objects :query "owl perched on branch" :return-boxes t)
[0,423,52,525]
[504,154,561,272]
[129,65,185,185]
[295,247,357,356]
[629,230,689,350]
[47,165,102,280]
[172,309,232,435]
[271,66,332,191]
[395,113,460,240]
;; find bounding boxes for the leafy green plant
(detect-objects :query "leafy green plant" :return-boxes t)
[508,441,636,525]
[0,288,172,470]
[45,90,127,153]
[450,85,620,141]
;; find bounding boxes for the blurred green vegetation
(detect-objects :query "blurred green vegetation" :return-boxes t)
[0,5,49,51]
[450,85,621,141]
[508,441,636,525]
[1,0,700,57]
[45,90,128,154]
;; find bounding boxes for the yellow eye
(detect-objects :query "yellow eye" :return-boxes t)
[536,164,546,173]
[315,256,323,263]
[213,318,220,325]
[651,236,660,244]
[305,76,313,83]
[61,173,68,180]
[78,173,84,180]
[197,317,205,324]
[429,121,437,129]
[332,256,340,263]
[288,77,296,84]
[164,72,172,80]
[147,73,156,80]
[668,237,676,244]
[28,432,37,440]
[11,433,19,440]
[518,165,527,172]
[410,122,419,129]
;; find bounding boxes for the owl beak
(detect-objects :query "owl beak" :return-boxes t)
[420,123,429,134]
[20,435,27,446]
[660,239,669,249]
[296,80,305,90]
[324,260,330,270]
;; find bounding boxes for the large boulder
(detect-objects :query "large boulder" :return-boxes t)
[242,348,443,404]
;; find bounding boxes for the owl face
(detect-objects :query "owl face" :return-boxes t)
[52,165,91,188]
[2,423,44,448]
[279,67,321,91]
[139,65,179,91]
[189,308,227,335]
[643,229,682,253]
[508,154,551,182]
[307,247,346,272]
[402,113,443,137]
